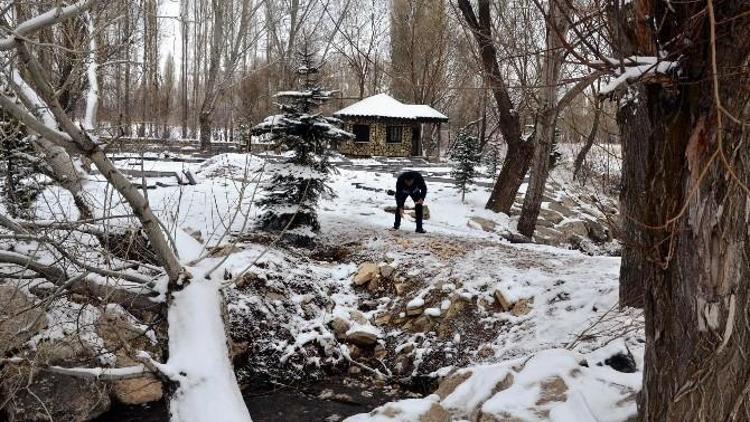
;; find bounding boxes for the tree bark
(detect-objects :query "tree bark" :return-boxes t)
[616,86,650,309]
[617,1,750,419]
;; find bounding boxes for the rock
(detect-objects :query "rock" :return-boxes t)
[411,316,434,333]
[407,205,431,220]
[112,377,163,405]
[536,376,568,405]
[493,290,512,312]
[435,371,472,399]
[406,297,425,316]
[330,317,351,340]
[394,283,408,295]
[558,220,588,240]
[406,306,424,317]
[546,201,574,218]
[374,313,392,326]
[510,298,532,317]
[420,403,450,422]
[349,310,368,325]
[584,219,610,243]
[468,216,496,232]
[379,264,396,279]
[0,286,46,352]
[539,208,565,225]
[534,227,562,244]
[604,351,637,373]
[346,329,378,347]
[354,262,379,286]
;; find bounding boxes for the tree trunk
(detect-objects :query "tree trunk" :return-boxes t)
[572,100,601,180]
[485,141,533,213]
[617,1,750,419]
[516,0,570,237]
[617,86,651,309]
[457,0,528,215]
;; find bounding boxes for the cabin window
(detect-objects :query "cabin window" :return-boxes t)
[386,126,403,144]
[353,124,370,143]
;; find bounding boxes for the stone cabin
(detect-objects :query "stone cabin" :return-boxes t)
[333,94,448,157]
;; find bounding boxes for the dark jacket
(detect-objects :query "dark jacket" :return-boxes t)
[395,171,427,206]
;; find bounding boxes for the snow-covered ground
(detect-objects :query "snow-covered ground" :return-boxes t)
[9,150,640,421]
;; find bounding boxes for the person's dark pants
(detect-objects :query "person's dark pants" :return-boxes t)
[394,193,423,231]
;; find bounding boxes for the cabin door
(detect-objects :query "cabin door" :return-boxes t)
[411,125,422,156]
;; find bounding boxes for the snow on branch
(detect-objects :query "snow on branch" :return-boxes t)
[45,364,150,381]
[83,12,99,131]
[599,58,678,95]
[0,0,99,51]
[10,69,58,130]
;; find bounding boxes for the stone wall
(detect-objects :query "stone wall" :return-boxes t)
[337,117,416,157]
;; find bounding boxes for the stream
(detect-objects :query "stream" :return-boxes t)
[95,376,406,421]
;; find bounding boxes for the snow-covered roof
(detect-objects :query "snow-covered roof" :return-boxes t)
[334,94,448,122]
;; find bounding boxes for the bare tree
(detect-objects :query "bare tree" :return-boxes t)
[199,0,259,150]
[0,3,251,420]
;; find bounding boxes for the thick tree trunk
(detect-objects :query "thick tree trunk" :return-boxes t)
[640,88,750,421]
[457,0,528,215]
[616,86,651,309]
[516,0,570,236]
[517,108,555,237]
[618,1,750,419]
[486,141,533,213]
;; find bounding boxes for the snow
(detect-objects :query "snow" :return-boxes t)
[334,94,447,121]
[83,12,98,131]
[600,60,677,94]
[349,348,639,421]
[5,149,638,422]
[406,297,424,309]
[346,396,441,422]
[166,279,252,422]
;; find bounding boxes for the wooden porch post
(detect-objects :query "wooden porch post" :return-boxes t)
[436,122,442,162]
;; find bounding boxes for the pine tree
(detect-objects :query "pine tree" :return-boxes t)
[483,141,501,178]
[450,132,481,202]
[0,111,43,219]
[251,47,352,244]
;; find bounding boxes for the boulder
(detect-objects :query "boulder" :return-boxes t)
[583,219,610,243]
[539,208,565,225]
[546,201,575,218]
[379,264,396,279]
[536,376,569,405]
[354,262,379,286]
[435,371,472,399]
[330,317,351,340]
[468,216,496,232]
[346,329,378,347]
[558,220,588,240]
[493,290,512,312]
[112,377,163,405]
[420,403,450,422]
[511,298,532,317]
